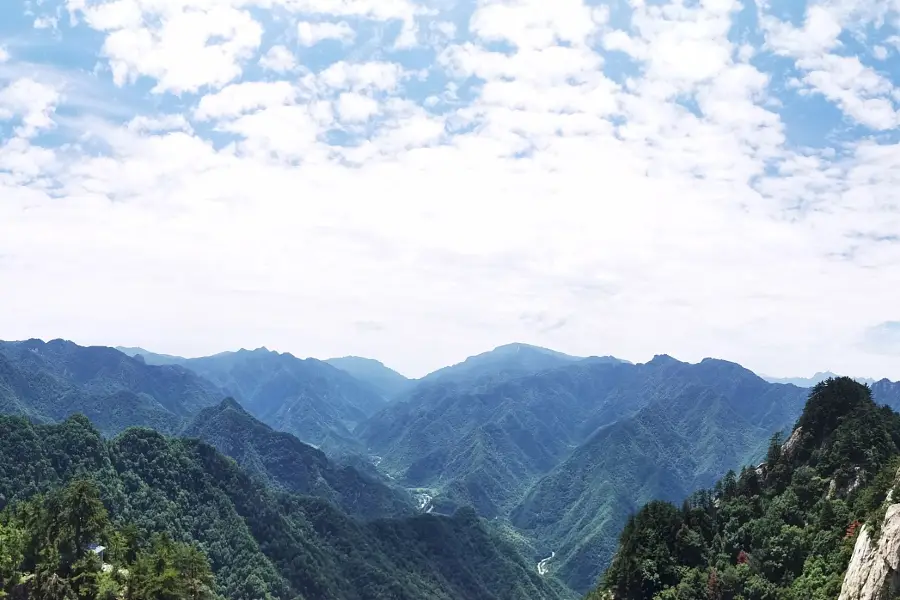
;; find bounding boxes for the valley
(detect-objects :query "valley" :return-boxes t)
[6,337,889,597]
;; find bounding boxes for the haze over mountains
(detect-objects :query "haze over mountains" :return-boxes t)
[762,371,878,387]
[4,336,899,596]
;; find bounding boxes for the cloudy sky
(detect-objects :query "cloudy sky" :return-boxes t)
[1,0,899,378]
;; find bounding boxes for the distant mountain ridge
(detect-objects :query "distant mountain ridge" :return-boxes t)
[417,343,591,389]
[762,370,877,387]
[0,338,222,435]
[325,356,412,399]
[177,348,389,455]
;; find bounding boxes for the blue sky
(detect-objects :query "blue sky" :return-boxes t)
[1,0,900,378]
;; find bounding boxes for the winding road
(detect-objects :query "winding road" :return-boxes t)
[415,493,433,513]
[537,551,555,576]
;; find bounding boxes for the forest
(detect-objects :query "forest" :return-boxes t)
[1,478,215,599]
[589,377,900,600]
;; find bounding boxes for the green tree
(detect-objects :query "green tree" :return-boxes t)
[0,519,25,596]
[175,543,215,600]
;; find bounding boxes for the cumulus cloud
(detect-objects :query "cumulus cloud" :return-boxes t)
[0,78,61,137]
[3,0,900,380]
[71,1,263,93]
[296,21,355,46]
[259,45,297,72]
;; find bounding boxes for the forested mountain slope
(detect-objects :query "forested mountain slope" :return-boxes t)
[360,356,806,524]
[512,358,808,592]
[0,339,221,435]
[183,398,413,519]
[589,377,900,600]
[0,413,572,600]
[325,356,412,400]
[178,348,388,454]
[358,356,649,516]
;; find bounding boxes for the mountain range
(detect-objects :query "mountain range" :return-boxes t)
[4,337,899,596]
[762,370,877,387]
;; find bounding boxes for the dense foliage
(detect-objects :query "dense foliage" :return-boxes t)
[0,413,569,600]
[592,377,900,600]
[182,398,413,519]
[0,478,216,600]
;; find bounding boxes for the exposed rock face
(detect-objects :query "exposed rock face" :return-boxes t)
[782,426,802,458]
[838,504,900,600]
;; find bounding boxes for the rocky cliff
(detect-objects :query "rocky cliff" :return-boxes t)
[839,477,900,600]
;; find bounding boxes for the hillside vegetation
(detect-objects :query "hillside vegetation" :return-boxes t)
[590,377,900,600]
[0,413,571,600]
[183,398,413,519]
[514,357,808,592]
[1,478,218,599]
[360,353,807,592]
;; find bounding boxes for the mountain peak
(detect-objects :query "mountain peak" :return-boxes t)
[218,397,247,413]
[647,353,679,365]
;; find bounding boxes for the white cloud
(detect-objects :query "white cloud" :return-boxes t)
[275,0,418,22]
[194,81,297,121]
[127,114,193,133]
[762,2,900,130]
[316,61,404,93]
[470,0,598,50]
[3,0,900,382]
[336,92,379,122]
[296,21,355,47]
[764,5,843,57]
[259,45,297,72]
[799,54,899,130]
[73,2,263,94]
[0,78,61,138]
[34,16,59,30]
[0,47,8,63]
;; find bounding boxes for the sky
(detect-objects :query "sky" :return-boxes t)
[1,0,900,379]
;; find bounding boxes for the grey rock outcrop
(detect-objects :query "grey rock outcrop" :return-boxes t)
[838,501,900,599]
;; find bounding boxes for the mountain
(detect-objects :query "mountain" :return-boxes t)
[589,376,900,600]
[183,397,413,519]
[357,356,649,517]
[416,343,598,389]
[510,357,808,592]
[115,345,188,366]
[0,412,572,600]
[359,353,807,592]
[763,370,877,387]
[871,377,900,408]
[325,356,412,399]
[178,348,388,454]
[0,338,222,435]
